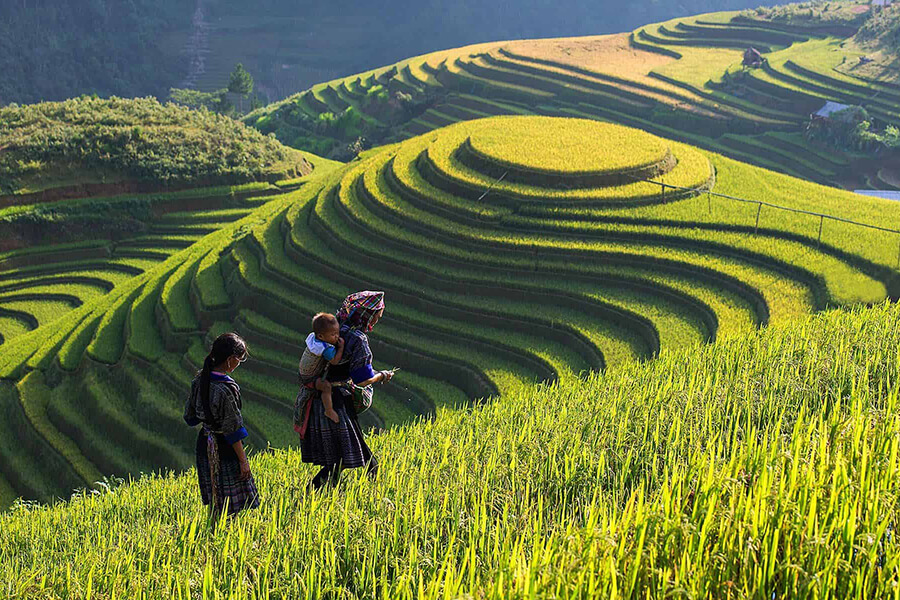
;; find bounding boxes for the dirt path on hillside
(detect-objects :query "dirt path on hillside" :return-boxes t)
[180,0,210,89]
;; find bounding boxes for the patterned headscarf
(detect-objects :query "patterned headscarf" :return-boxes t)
[336,291,385,332]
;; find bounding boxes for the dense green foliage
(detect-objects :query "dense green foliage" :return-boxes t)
[855,3,900,57]
[0,1,191,105]
[741,1,871,28]
[2,303,900,597]
[0,97,308,194]
[807,106,900,152]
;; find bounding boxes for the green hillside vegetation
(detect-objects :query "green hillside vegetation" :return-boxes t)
[1,113,900,513]
[2,301,900,597]
[0,1,192,105]
[851,3,900,80]
[742,1,872,29]
[0,97,313,197]
[0,0,790,107]
[246,2,900,190]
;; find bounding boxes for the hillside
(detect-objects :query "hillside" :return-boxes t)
[1,0,796,106]
[0,1,192,105]
[246,2,900,189]
[2,300,899,597]
[1,112,900,510]
[852,2,900,80]
[0,96,313,198]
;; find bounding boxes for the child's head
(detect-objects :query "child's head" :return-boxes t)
[312,312,340,345]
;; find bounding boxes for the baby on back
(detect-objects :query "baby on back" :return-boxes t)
[299,312,345,424]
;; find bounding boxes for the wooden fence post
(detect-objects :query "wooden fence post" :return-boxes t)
[896,235,900,269]
[754,202,762,234]
[817,215,824,247]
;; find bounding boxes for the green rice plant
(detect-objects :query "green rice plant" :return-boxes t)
[128,267,178,363]
[229,239,526,397]
[0,382,84,504]
[0,239,109,265]
[445,57,556,101]
[296,183,671,363]
[465,115,668,175]
[193,248,230,311]
[14,371,102,488]
[318,183,745,341]
[117,234,206,249]
[323,173,757,341]
[56,311,104,372]
[336,148,816,324]
[0,259,146,282]
[324,157,760,338]
[256,209,604,380]
[0,282,109,305]
[157,208,254,225]
[462,54,650,112]
[120,363,197,437]
[0,182,296,381]
[155,353,193,389]
[380,118,893,308]
[46,378,148,478]
[0,316,32,345]
[762,131,851,167]
[0,269,134,294]
[718,133,835,180]
[160,260,201,334]
[5,105,900,513]
[3,303,900,597]
[86,286,144,365]
[421,120,712,204]
[0,299,79,329]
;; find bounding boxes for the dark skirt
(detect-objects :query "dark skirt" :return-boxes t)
[299,388,374,468]
[195,430,260,515]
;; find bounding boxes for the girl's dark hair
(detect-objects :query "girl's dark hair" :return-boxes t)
[199,333,248,425]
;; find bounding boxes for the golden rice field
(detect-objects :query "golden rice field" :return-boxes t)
[2,112,900,519]
[464,116,669,175]
[4,5,900,593]
[2,301,899,598]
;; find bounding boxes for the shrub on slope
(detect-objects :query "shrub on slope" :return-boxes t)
[2,302,899,597]
[0,97,311,195]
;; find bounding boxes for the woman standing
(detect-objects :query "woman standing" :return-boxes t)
[184,332,260,517]
[295,291,395,489]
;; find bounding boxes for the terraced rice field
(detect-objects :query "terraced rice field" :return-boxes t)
[2,114,900,509]
[248,9,898,190]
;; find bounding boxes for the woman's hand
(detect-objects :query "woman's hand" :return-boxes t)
[239,458,252,481]
[232,440,252,481]
[380,369,395,384]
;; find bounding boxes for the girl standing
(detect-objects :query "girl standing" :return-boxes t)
[184,332,260,517]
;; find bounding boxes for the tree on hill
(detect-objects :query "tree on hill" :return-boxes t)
[228,63,254,114]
